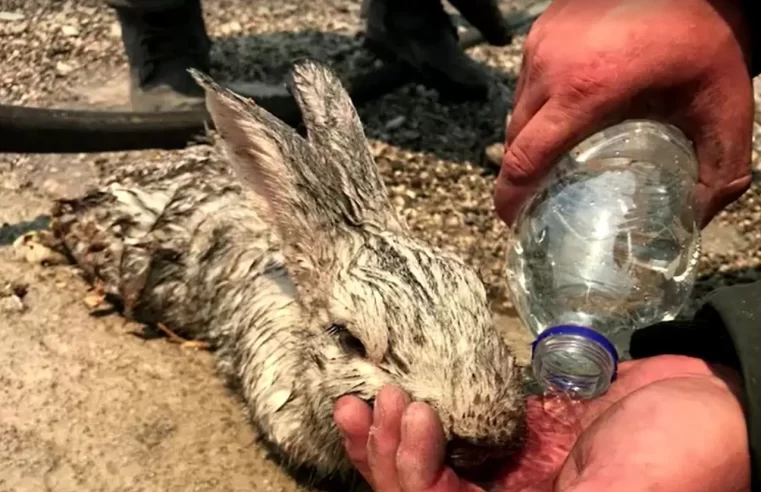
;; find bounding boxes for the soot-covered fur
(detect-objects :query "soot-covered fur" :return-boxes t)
[50,60,525,481]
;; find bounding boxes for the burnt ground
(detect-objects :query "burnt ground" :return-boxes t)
[1,0,760,490]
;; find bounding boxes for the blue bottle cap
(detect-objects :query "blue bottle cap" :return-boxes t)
[531,324,620,381]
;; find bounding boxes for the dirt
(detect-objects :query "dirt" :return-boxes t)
[1,0,760,490]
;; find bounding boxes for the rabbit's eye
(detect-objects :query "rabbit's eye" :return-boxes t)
[328,323,367,358]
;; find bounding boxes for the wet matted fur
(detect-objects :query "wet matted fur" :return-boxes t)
[50,60,525,482]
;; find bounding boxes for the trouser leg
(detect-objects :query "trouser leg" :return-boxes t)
[107,0,211,111]
[104,0,190,12]
[363,0,491,101]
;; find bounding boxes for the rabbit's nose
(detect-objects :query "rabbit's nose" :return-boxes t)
[445,436,516,481]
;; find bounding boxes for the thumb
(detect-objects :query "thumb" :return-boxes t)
[663,76,753,226]
[494,98,615,225]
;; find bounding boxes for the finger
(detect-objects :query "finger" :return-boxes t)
[334,395,374,483]
[690,122,752,227]
[506,0,574,145]
[695,175,752,227]
[495,97,618,225]
[505,66,547,146]
[396,402,466,492]
[670,80,754,226]
[366,386,411,492]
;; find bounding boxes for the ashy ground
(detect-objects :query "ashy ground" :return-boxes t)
[1,1,760,491]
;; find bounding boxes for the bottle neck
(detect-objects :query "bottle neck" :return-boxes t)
[531,325,619,400]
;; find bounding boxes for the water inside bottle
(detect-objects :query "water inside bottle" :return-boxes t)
[507,157,700,354]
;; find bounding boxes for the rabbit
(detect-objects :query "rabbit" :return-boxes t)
[49,60,526,482]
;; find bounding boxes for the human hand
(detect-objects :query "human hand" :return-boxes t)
[333,355,749,491]
[494,0,754,227]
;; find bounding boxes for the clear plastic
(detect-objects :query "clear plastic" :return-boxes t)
[505,120,701,399]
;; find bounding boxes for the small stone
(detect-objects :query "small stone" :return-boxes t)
[109,21,121,38]
[26,242,68,265]
[0,11,25,22]
[0,295,25,313]
[61,25,79,37]
[7,21,27,34]
[55,61,75,76]
[482,142,505,169]
[219,20,242,35]
[444,215,461,228]
[13,232,69,266]
[83,293,105,309]
[385,115,406,130]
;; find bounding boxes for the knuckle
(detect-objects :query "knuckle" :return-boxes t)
[558,69,612,104]
[523,23,542,54]
[503,144,541,184]
[524,45,548,76]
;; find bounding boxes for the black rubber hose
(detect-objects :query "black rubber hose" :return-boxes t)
[0,1,547,154]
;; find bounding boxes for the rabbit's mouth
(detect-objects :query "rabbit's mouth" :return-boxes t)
[445,436,522,481]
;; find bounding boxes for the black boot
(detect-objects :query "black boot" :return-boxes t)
[114,0,211,111]
[447,0,512,47]
[364,0,491,101]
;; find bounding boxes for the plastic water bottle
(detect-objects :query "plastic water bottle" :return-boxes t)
[505,119,701,400]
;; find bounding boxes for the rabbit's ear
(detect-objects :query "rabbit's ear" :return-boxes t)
[191,69,336,297]
[288,60,407,234]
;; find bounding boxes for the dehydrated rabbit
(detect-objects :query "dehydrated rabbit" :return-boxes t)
[50,60,525,480]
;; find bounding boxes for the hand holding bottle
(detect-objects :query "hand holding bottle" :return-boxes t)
[494,0,754,228]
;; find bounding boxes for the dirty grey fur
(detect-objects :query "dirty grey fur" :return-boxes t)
[50,60,525,479]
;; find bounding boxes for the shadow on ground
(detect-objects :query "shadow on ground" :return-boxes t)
[216,29,517,167]
[0,215,50,246]
[67,29,517,169]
